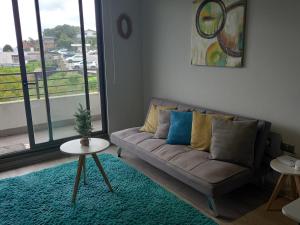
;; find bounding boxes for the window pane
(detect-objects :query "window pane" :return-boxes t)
[18,0,50,144]
[83,0,102,132]
[0,0,29,150]
[39,0,86,140]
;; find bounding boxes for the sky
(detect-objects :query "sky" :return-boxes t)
[0,0,96,48]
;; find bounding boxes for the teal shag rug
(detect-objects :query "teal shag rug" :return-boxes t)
[0,154,217,225]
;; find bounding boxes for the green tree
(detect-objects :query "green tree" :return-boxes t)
[44,24,80,50]
[3,44,13,52]
[57,33,73,49]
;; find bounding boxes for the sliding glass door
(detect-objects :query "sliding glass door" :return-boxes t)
[0,0,106,153]
[0,0,30,152]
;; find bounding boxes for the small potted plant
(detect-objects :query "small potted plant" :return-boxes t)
[74,104,93,146]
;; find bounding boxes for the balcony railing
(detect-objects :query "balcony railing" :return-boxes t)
[0,70,99,102]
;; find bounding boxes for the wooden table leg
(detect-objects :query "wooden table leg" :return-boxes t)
[72,155,84,203]
[92,154,113,192]
[82,155,87,185]
[266,174,287,210]
[294,176,300,197]
[291,175,298,199]
[289,175,298,200]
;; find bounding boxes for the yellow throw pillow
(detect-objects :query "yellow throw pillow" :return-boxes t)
[140,104,176,133]
[191,112,234,151]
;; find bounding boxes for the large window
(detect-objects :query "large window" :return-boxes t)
[0,0,106,154]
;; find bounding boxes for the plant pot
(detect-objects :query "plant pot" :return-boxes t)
[80,137,90,146]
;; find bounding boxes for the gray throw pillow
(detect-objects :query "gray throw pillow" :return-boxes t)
[210,119,258,168]
[154,110,171,139]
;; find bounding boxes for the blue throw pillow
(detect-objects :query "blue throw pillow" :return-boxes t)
[167,111,193,145]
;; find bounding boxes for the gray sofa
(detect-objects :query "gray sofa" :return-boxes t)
[110,98,271,216]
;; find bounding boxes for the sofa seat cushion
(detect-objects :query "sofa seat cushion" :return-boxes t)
[123,132,153,145]
[152,144,192,161]
[111,127,141,140]
[143,145,251,196]
[157,147,249,185]
[137,139,166,152]
[110,127,154,151]
[189,160,250,184]
[169,150,210,171]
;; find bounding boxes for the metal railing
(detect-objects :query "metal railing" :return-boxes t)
[0,70,99,102]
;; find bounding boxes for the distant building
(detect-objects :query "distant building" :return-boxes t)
[11,54,19,64]
[23,39,39,52]
[25,52,40,61]
[85,29,97,38]
[71,43,91,52]
[77,30,97,39]
[0,52,19,66]
[43,36,56,51]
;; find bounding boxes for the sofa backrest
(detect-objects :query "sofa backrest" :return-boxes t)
[147,98,272,171]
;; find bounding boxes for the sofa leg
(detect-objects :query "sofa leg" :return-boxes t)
[207,197,219,217]
[117,147,122,158]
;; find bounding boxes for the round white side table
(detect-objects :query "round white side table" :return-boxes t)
[266,158,300,210]
[60,138,113,203]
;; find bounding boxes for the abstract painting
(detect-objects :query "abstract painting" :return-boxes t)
[191,0,247,67]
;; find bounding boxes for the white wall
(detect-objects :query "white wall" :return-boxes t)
[102,0,144,133]
[141,0,300,155]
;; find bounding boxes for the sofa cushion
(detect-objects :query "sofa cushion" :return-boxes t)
[176,104,205,113]
[110,127,141,140]
[137,139,166,152]
[140,104,176,133]
[150,144,248,185]
[210,119,258,168]
[169,150,209,171]
[154,110,172,139]
[189,160,250,184]
[110,127,149,153]
[143,143,251,196]
[152,144,191,161]
[191,112,234,151]
[167,111,193,145]
[123,132,153,145]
